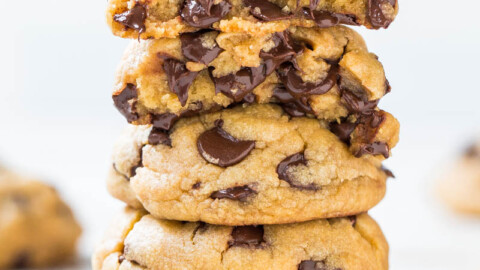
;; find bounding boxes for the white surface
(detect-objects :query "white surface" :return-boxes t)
[1,0,480,269]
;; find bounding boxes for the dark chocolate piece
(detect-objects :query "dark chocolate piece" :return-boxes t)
[148,128,172,146]
[330,121,357,143]
[130,147,144,177]
[181,0,232,28]
[211,185,256,201]
[243,0,293,21]
[163,58,199,106]
[228,226,265,248]
[276,152,317,190]
[210,65,267,102]
[272,84,314,117]
[192,182,201,189]
[151,113,179,130]
[113,3,147,33]
[298,260,341,270]
[354,141,389,158]
[113,84,139,123]
[341,90,379,116]
[367,0,396,29]
[197,119,255,167]
[277,62,338,99]
[381,166,395,178]
[260,32,303,74]
[301,9,359,28]
[180,31,223,65]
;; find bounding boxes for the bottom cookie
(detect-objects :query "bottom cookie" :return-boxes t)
[0,169,82,269]
[92,208,388,270]
[437,141,480,215]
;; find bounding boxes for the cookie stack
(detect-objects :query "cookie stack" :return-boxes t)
[93,0,399,269]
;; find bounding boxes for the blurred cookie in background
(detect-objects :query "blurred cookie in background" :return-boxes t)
[437,140,480,215]
[0,167,82,269]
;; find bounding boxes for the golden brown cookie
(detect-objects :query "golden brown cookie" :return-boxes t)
[106,0,399,39]
[92,208,388,270]
[437,141,480,215]
[113,26,391,129]
[108,104,398,225]
[0,170,82,269]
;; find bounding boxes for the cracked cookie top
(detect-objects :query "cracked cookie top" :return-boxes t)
[92,208,388,270]
[106,0,398,39]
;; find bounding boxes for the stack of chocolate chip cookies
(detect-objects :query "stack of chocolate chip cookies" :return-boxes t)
[93,0,400,269]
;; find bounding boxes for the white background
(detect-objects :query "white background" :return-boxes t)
[1,0,479,269]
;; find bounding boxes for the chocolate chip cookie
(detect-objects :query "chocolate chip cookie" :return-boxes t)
[437,141,480,215]
[109,104,398,225]
[114,26,391,131]
[107,0,398,39]
[0,169,82,269]
[93,207,388,270]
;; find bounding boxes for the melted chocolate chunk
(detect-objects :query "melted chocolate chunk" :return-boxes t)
[302,9,359,28]
[130,147,144,177]
[228,226,265,248]
[341,90,379,116]
[197,120,255,167]
[298,260,340,270]
[276,152,317,190]
[211,185,256,201]
[465,143,480,158]
[243,0,293,21]
[210,65,266,102]
[148,128,172,146]
[277,62,338,99]
[381,166,395,178]
[181,0,232,28]
[330,121,357,143]
[354,141,389,158]
[113,84,139,123]
[180,31,223,65]
[113,3,147,33]
[12,253,29,268]
[367,0,396,29]
[272,85,314,117]
[348,215,357,226]
[260,32,303,74]
[163,58,199,106]
[151,113,179,130]
[118,255,125,263]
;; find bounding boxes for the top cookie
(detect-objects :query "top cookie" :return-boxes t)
[107,0,399,39]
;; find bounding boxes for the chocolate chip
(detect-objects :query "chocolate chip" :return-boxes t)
[277,62,338,99]
[260,32,303,74]
[12,253,29,268]
[330,121,357,143]
[381,166,395,178]
[180,31,223,65]
[118,255,125,263]
[340,90,379,116]
[197,119,255,167]
[367,0,396,29]
[148,128,172,146]
[180,0,232,28]
[354,141,389,158]
[228,226,265,248]
[163,58,199,106]
[276,152,317,190]
[301,9,359,28]
[465,143,479,158]
[192,182,201,189]
[348,215,357,226]
[130,147,144,177]
[272,84,314,117]
[209,65,267,102]
[243,0,293,21]
[298,260,340,270]
[211,185,256,201]
[113,3,147,33]
[113,84,139,123]
[243,93,256,103]
[151,113,179,130]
